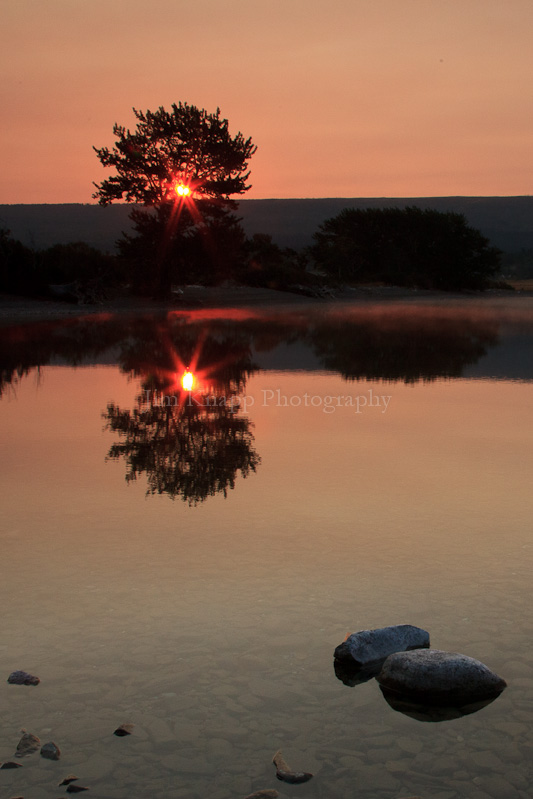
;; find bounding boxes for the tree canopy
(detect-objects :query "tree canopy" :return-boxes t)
[93,103,256,207]
[311,206,502,291]
[93,103,256,296]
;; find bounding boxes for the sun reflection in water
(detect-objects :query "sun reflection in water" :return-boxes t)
[181,370,194,391]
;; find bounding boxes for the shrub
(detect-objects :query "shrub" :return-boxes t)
[311,206,502,291]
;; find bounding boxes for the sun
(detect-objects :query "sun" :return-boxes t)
[181,370,194,391]
[175,183,190,197]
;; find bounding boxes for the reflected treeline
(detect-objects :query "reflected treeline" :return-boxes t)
[308,307,499,383]
[0,313,131,397]
[0,304,517,502]
[0,303,508,399]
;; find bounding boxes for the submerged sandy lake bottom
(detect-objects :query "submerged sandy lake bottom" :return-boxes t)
[1,301,532,798]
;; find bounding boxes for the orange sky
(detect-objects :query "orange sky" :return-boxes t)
[2,0,532,203]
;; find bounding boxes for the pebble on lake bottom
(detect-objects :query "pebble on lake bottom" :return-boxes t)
[0,761,23,769]
[271,750,291,772]
[113,723,134,737]
[59,775,79,786]
[40,742,61,760]
[66,785,89,793]
[15,733,40,758]
[271,749,313,784]
[7,670,40,686]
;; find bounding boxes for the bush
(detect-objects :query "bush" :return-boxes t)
[311,206,502,291]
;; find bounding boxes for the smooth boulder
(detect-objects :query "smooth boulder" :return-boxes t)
[376,649,507,705]
[334,624,430,666]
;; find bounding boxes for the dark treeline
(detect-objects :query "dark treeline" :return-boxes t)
[0,223,320,302]
[0,205,510,302]
[0,230,120,302]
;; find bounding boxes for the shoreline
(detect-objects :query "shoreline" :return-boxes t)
[1,286,532,327]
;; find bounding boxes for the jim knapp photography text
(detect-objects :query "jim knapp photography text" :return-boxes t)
[145,388,392,414]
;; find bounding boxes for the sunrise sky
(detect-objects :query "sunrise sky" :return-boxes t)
[2,0,532,203]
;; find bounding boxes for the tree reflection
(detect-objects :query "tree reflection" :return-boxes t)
[307,307,499,383]
[103,319,261,504]
[104,388,260,504]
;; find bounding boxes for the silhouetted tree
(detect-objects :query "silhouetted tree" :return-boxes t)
[93,103,256,296]
[311,206,501,290]
[117,202,247,291]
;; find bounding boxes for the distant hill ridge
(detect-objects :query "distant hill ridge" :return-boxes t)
[1,197,532,253]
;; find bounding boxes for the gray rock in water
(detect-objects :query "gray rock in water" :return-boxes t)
[7,670,40,685]
[41,742,61,760]
[334,624,430,666]
[377,649,507,705]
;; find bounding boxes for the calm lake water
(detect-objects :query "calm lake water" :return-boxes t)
[1,297,533,799]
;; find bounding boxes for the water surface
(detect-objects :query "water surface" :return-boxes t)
[1,298,532,799]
